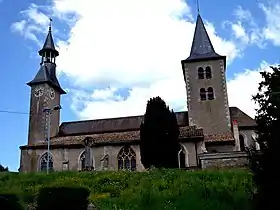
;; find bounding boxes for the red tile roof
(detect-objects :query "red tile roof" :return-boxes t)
[59,107,255,136]
[28,126,234,147]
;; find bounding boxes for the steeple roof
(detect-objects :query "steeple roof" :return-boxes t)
[27,20,65,94]
[27,63,66,94]
[186,14,223,61]
[38,25,59,57]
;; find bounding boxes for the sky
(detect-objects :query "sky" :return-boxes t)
[0,0,280,171]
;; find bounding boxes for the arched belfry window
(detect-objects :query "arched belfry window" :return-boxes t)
[207,87,214,100]
[200,88,206,101]
[205,66,212,79]
[118,146,136,171]
[198,67,204,79]
[40,153,53,172]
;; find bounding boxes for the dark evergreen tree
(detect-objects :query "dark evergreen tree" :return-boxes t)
[0,164,8,172]
[250,66,280,210]
[140,96,180,169]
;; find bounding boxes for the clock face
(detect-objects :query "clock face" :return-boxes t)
[49,88,55,99]
[34,86,44,97]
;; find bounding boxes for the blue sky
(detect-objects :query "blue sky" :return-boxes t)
[0,0,279,171]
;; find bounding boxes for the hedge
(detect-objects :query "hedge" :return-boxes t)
[37,187,90,210]
[0,194,23,210]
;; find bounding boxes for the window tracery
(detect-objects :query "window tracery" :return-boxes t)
[117,146,136,171]
[40,153,53,172]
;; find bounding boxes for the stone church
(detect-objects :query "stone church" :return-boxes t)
[19,14,259,173]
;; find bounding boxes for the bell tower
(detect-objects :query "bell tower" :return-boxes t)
[181,14,231,135]
[27,20,66,145]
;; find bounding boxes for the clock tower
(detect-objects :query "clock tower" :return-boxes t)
[27,21,66,145]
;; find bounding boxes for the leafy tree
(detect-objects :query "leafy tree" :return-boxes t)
[250,66,280,210]
[140,96,180,169]
[0,164,8,172]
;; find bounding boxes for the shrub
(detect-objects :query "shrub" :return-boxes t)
[0,194,23,210]
[37,186,90,210]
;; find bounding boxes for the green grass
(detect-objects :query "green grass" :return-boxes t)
[0,169,253,210]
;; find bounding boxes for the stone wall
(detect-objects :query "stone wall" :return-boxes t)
[198,151,248,169]
[20,140,202,172]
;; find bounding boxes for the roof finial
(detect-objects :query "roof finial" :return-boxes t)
[49,18,53,32]
[196,0,200,14]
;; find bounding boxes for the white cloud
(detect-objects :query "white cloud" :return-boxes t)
[227,61,273,118]
[11,20,26,33]
[45,0,241,120]
[17,0,271,121]
[11,3,51,45]
[11,20,39,43]
[234,5,253,22]
[225,5,266,48]
[227,1,280,48]
[259,1,280,46]
[56,0,238,87]
[12,0,240,87]
[231,21,249,44]
[20,3,50,27]
[71,61,273,120]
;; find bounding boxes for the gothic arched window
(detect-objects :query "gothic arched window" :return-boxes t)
[205,66,212,79]
[117,146,136,171]
[207,87,214,100]
[40,153,53,172]
[200,88,206,101]
[80,152,86,171]
[198,67,204,79]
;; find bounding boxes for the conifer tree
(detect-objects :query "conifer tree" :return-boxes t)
[140,96,180,169]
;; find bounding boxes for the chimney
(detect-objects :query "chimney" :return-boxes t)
[232,120,240,151]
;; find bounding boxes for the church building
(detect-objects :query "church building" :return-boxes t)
[19,14,258,172]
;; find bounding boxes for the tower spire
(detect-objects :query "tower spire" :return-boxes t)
[184,14,224,63]
[196,0,200,14]
[49,18,52,32]
[38,18,59,58]
[27,19,66,94]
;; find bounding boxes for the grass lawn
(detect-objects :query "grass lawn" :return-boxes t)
[0,168,253,210]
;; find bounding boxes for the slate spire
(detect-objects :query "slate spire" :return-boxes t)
[186,14,223,61]
[38,18,59,57]
[27,19,66,94]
